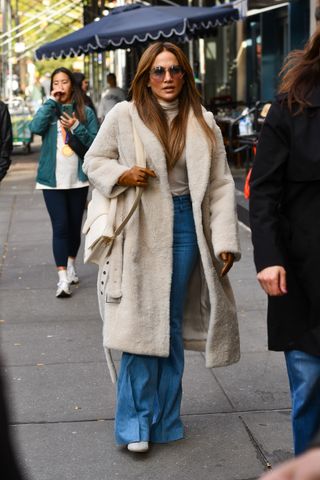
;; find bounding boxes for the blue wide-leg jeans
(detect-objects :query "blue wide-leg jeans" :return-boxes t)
[115,194,199,445]
[285,350,320,455]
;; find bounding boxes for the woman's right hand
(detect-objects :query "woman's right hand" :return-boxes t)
[117,166,156,187]
[50,88,63,102]
[257,266,287,296]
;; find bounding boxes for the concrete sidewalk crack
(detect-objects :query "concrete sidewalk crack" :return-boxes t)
[0,194,17,277]
[239,415,272,471]
[206,360,236,411]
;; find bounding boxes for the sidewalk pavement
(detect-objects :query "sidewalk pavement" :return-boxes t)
[0,148,293,480]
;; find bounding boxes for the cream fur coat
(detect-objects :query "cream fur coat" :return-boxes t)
[83,101,241,378]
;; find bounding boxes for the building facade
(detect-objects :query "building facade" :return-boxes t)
[205,0,315,107]
[0,0,317,105]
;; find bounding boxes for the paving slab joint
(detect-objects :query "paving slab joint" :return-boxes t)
[206,358,236,411]
[0,194,17,276]
[239,415,272,472]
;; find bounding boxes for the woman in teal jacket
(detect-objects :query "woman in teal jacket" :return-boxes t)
[30,67,99,298]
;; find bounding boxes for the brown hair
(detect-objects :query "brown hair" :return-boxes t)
[130,42,215,169]
[278,28,320,113]
[51,67,86,123]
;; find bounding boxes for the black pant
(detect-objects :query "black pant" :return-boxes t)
[0,359,26,479]
[43,187,88,267]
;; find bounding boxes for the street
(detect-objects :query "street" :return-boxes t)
[0,144,293,480]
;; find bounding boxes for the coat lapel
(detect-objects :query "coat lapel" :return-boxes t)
[130,104,169,186]
[306,86,320,107]
[186,109,212,205]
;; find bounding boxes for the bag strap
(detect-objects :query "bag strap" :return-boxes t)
[111,123,146,239]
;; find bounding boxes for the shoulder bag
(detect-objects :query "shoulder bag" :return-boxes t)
[82,123,145,265]
[67,133,89,159]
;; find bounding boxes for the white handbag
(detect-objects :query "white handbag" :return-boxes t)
[82,123,146,266]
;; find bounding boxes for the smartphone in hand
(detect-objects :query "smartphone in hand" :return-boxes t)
[61,104,73,117]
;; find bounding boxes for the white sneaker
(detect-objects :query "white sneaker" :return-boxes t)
[56,280,71,298]
[67,265,79,284]
[127,441,149,453]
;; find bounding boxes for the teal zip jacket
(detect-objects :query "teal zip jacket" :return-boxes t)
[30,98,99,187]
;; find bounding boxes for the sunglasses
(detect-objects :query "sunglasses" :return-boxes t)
[149,65,184,82]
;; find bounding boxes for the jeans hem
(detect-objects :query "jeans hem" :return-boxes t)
[150,429,184,444]
[115,435,150,446]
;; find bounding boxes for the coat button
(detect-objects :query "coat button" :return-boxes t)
[103,271,106,275]
[106,261,109,265]
[100,291,103,295]
[101,281,104,285]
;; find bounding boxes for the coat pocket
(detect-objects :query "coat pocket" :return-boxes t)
[97,234,123,308]
[82,189,117,265]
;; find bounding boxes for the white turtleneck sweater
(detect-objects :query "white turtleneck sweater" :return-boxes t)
[158,99,190,197]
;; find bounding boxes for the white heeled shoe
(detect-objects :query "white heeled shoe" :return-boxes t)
[127,441,149,453]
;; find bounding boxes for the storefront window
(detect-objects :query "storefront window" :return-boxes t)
[246,19,261,104]
[204,23,238,109]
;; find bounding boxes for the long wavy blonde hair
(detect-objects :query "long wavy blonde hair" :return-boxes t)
[130,42,215,169]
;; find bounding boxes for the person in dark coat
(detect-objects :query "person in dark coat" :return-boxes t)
[73,72,97,118]
[250,28,320,456]
[0,100,13,181]
[0,358,27,479]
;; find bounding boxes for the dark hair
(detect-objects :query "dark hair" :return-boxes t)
[107,73,117,87]
[50,67,86,123]
[130,42,215,170]
[73,72,85,89]
[278,27,320,113]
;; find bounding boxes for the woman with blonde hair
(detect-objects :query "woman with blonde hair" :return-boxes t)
[83,42,240,452]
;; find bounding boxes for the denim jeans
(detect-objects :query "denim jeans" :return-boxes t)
[43,187,88,267]
[115,194,199,445]
[285,349,320,455]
